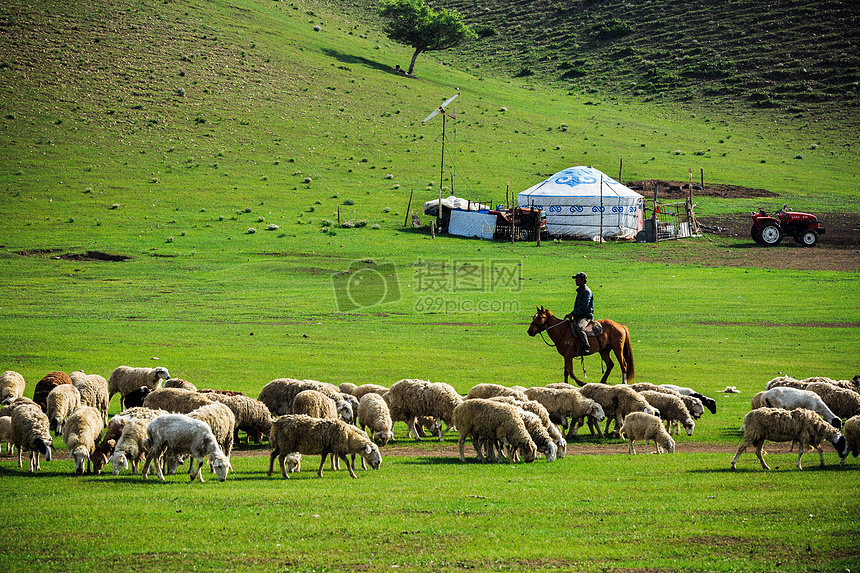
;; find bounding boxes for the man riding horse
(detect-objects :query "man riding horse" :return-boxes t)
[564,272,593,355]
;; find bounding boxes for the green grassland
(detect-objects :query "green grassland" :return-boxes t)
[0,0,858,570]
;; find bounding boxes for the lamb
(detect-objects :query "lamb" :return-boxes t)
[10,402,53,471]
[109,407,168,476]
[451,399,537,464]
[267,414,382,479]
[466,383,529,402]
[258,378,353,422]
[386,379,463,441]
[731,407,847,470]
[74,374,109,424]
[487,396,567,458]
[619,411,676,454]
[141,414,232,482]
[164,378,198,392]
[659,384,717,415]
[638,390,696,436]
[199,393,273,445]
[803,382,860,420]
[142,387,215,414]
[579,383,657,437]
[631,382,706,419]
[291,389,339,420]
[0,370,26,402]
[33,371,73,412]
[351,384,390,401]
[0,415,12,453]
[90,415,128,474]
[524,385,605,439]
[46,384,81,435]
[760,386,842,429]
[107,365,171,410]
[62,405,105,475]
[840,415,860,466]
[123,386,152,409]
[357,392,394,445]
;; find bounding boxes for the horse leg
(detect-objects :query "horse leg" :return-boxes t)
[599,348,615,384]
[612,337,629,383]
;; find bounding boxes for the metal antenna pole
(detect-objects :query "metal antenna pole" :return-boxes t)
[437,112,446,228]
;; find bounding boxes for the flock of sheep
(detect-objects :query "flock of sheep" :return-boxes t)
[1,367,858,482]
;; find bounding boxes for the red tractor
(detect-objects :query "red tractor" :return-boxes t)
[750,205,824,247]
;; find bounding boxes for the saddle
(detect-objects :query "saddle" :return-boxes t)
[570,319,603,337]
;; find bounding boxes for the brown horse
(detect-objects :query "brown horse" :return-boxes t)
[526,306,635,386]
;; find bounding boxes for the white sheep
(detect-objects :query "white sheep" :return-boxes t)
[291,389,339,420]
[108,366,170,409]
[62,405,105,475]
[487,396,567,458]
[840,415,860,466]
[387,379,463,441]
[731,407,847,470]
[803,382,860,420]
[579,383,657,437]
[525,385,605,438]
[258,378,353,422]
[451,399,537,464]
[267,414,382,479]
[619,411,676,454]
[638,390,696,436]
[46,384,81,435]
[142,387,215,414]
[201,393,273,445]
[760,386,842,429]
[0,370,26,402]
[141,414,232,482]
[74,374,109,424]
[358,393,394,445]
[466,383,529,402]
[168,402,236,478]
[10,402,53,471]
[659,383,717,415]
[0,415,12,453]
[631,382,705,420]
[109,408,168,476]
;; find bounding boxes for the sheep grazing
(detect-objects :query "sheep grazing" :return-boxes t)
[659,384,717,415]
[90,415,128,474]
[267,414,382,479]
[0,415,12,453]
[62,405,105,475]
[169,402,236,477]
[109,408,168,476]
[123,386,152,409]
[579,383,657,437]
[524,385,605,439]
[803,382,860,420]
[0,396,36,418]
[107,366,170,410]
[357,392,394,445]
[487,396,567,458]
[386,379,463,441]
[0,370,26,402]
[74,374,109,424]
[142,414,232,482]
[760,386,842,430]
[466,383,529,402]
[637,390,696,436]
[731,407,847,470]
[33,371,73,413]
[840,415,860,466]
[258,378,353,422]
[46,384,81,435]
[164,378,198,392]
[142,387,215,414]
[200,393,273,445]
[351,384,390,401]
[10,402,53,471]
[292,389,339,420]
[631,382,705,420]
[451,399,537,464]
[619,412,676,454]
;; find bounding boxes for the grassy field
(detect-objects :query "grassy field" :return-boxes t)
[1,0,859,570]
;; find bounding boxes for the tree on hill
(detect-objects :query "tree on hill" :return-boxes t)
[379,0,475,76]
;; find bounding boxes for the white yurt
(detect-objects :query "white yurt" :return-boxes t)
[517,166,644,240]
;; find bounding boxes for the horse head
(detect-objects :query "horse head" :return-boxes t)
[527,305,551,337]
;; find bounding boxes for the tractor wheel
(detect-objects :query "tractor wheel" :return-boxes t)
[750,225,763,245]
[759,223,782,246]
[797,229,818,247]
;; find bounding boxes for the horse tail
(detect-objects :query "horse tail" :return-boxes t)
[623,327,635,382]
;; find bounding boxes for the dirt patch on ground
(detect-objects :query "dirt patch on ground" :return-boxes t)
[627,180,860,272]
[14,249,131,262]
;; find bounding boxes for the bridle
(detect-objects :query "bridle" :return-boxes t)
[531,313,569,347]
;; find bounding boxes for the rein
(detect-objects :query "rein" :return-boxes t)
[536,319,568,347]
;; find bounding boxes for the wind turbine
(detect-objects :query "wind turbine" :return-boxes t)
[422,93,459,227]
